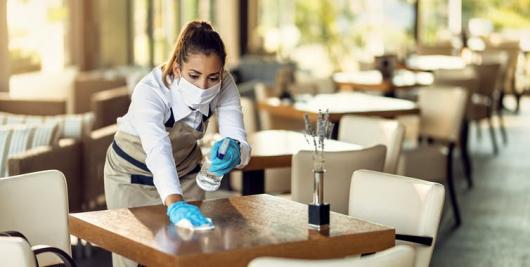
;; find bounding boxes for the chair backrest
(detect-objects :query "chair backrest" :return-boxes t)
[254,83,305,131]
[0,170,71,266]
[472,63,501,97]
[90,86,131,129]
[349,170,445,267]
[291,145,386,214]
[248,244,415,267]
[240,97,257,134]
[0,237,36,267]
[339,115,404,174]
[418,87,468,143]
[480,51,509,93]
[432,66,478,93]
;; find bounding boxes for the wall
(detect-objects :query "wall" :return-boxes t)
[0,0,9,92]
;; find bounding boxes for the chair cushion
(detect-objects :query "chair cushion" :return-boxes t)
[0,112,94,140]
[0,122,61,177]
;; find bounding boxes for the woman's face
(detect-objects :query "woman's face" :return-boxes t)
[174,53,223,89]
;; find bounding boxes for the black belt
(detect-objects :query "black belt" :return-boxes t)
[112,140,200,186]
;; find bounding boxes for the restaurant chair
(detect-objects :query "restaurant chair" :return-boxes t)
[0,170,73,266]
[291,145,386,214]
[432,69,477,184]
[349,170,445,267]
[248,244,415,267]
[338,115,404,174]
[482,42,522,113]
[470,63,504,154]
[480,51,509,144]
[0,235,75,267]
[398,87,468,227]
[231,97,291,194]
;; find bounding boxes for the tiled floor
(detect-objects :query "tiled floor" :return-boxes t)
[74,96,530,267]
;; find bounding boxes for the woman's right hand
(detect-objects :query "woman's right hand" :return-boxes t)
[166,201,211,226]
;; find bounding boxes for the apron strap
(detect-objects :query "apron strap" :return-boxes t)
[112,141,150,173]
[112,140,201,186]
[165,108,176,128]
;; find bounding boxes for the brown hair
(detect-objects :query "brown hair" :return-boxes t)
[161,21,227,88]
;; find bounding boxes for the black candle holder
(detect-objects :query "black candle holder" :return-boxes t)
[308,169,330,230]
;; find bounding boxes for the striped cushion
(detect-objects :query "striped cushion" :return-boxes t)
[0,112,94,140]
[60,113,94,139]
[1,125,35,177]
[5,114,25,125]
[30,121,61,149]
[0,128,12,177]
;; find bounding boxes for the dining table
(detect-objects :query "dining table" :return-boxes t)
[405,54,467,72]
[333,69,434,96]
[257,92,419,139]
[69,194,395,267]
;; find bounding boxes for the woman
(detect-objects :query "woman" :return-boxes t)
[104,20,251,266]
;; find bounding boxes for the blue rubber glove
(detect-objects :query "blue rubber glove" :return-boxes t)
[208,137,241,176]
[166,201,211,227]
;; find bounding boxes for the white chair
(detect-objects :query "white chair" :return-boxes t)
[350,170,445,267]
[338,115,404,174]
[291,145,386,214]
[231,96,291,194]
[0,236,36,267]
[0,170,74,266]
[0,235,75,267]
[248,245,415,267]
[398,87,468,227]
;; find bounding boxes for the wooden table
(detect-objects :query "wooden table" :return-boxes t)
[69,194,395,267]
[405,55,466,71]
[239,130,361,195]
[257,92,419,124]
[333,70,434,96]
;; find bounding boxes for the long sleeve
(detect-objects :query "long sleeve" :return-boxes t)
[216,73,252,168]
[129,83,182,202]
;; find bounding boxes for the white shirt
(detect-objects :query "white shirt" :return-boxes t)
[117,67,251,202]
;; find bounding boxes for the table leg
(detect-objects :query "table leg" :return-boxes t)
[242,170,265,195]
[331,121,340,140]
[460,119,473,188]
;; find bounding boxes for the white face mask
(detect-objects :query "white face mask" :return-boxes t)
[174,75,221,109]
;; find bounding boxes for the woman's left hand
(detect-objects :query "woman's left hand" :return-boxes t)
[208,137,241,176]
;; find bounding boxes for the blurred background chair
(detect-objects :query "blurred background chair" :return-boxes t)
[291,146,386,214]
[248,245,415,267]
[431,67,477,180]
[349,170,445,267]
[398,87,468,227]
[0,170,73,266]
[338,115,404,174]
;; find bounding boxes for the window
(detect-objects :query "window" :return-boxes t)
[253,0,415,77]
[7,0,69,73]
[131,0,216,67]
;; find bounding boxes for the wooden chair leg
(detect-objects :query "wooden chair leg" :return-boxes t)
[446,144,462,228]
[497,110,508,144]
[487,117,499,155]
[475,120,482,140]
[459,119,473,188]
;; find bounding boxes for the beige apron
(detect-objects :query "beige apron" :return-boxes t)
[104,107,211,267]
